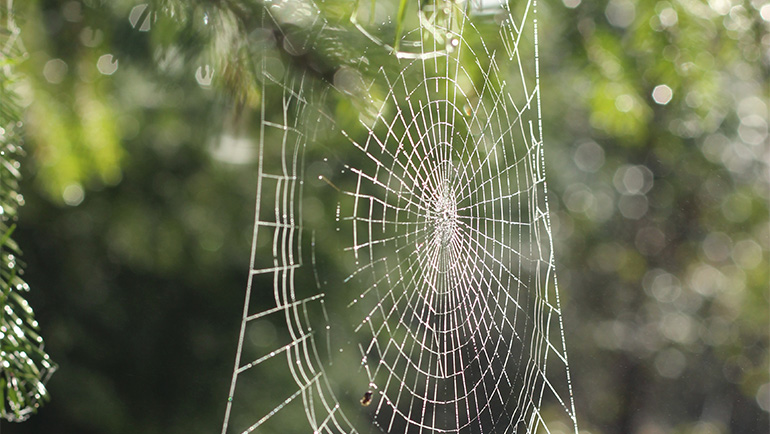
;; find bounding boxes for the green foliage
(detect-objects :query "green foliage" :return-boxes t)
[18,1,123,205]
[0,3,56,422]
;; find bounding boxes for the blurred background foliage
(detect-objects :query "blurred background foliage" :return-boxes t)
[0,0,767,433]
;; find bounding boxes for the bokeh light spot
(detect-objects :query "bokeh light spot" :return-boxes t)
[129,4,153,32]
[605,0,636,28]
[702,232,732,262]
[761,4,770,22]
[757,383,770,412]
[732,239,762,269]
[61,1,82,23]
[618,194,648,219]
[658,7,678,27]
[654,348,686,378]
[574,141,605,173]
[97,54,118,75]
[562,0,581,9]
[62,184,85,206]
[652,84,673,105]
[43,58,68,84]
[689,264,724,297]
[614,165,653,195]
[195,65,214,87]
[615,94,634,112]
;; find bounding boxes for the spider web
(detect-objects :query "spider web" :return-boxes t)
[221,1,577,433]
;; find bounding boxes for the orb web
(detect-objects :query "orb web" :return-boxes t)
[221,1,578,433]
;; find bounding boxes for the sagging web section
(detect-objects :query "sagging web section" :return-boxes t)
[222,1,577,433]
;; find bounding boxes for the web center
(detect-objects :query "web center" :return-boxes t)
[432,183,458,250]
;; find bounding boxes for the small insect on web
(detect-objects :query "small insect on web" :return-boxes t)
[221,0,578,433]
[361,391,374,407]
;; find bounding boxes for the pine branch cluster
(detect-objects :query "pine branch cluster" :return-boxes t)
[0,1,56,422]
